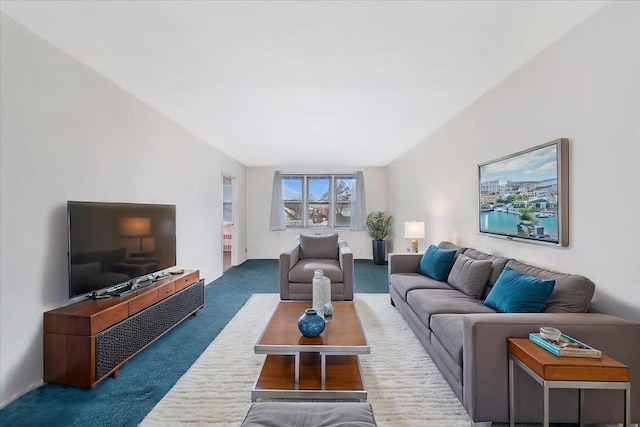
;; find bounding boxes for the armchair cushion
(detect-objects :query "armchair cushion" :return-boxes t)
[299,233,339,259]
[289,259,343,283]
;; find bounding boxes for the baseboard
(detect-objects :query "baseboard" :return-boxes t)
[206,274,222,285]
[0,379,43,409]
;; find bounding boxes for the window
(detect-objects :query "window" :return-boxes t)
[334,177,353,226]
[282,174,354,228]
[283,175,303,227]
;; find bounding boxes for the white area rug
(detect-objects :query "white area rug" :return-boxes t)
[141,294,470,426]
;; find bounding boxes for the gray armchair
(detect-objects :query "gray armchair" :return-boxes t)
[279,233,354,300]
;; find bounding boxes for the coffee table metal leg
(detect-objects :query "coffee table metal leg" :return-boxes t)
[295,353,300,389]
[321,353,326,390]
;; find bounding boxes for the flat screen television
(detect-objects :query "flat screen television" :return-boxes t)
[67,201,177,298]
[478,138,569,246]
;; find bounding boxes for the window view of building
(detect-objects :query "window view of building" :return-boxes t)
[282,174,354,228]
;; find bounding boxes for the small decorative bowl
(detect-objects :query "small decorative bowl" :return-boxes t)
[539,326,561,342]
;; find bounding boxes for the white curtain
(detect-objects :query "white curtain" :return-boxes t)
[269,171,286,231]
[350,171,366,231]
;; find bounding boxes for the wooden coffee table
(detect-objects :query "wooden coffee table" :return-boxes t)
[251,301,370,401]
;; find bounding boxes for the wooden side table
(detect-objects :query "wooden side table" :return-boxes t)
[507,338,630,427]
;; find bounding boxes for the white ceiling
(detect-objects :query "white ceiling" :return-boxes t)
[1,1,606,167]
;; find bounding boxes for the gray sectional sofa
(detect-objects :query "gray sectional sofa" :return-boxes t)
[389,241,640,426]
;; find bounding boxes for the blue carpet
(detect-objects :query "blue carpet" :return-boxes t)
[0,259,388,426]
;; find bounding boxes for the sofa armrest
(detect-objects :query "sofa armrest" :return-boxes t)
[462,312,640,424]
[279,243,300,300]
[388,253,422,275]
[338,240,354,300]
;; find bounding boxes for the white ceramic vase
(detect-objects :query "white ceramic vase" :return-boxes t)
[312,269,331,317]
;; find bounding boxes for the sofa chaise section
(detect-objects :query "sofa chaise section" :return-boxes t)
[389,242,640,425]
[463,312,640,424]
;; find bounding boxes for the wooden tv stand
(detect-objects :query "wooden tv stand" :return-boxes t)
[43,270,203,388]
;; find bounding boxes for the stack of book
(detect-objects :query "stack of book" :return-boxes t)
[529,332,602,358]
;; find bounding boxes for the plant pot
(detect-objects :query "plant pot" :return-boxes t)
[372,240,386,265]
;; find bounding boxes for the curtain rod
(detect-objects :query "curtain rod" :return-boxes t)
[280,171,361,175]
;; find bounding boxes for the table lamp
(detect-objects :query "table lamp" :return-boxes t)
[404,221,425,253]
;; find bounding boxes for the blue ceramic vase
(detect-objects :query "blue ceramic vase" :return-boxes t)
[298,308,325,338]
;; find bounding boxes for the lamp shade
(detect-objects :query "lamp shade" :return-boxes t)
[118,217,151,236]
[404,221,425,239]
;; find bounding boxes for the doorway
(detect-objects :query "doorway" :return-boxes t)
[222,174,234,272]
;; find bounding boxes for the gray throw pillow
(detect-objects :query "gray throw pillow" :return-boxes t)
[299,233,339,259]
[447,254,492,299]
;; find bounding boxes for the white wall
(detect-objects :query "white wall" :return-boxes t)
[387,1,640,322]
[0,14,247,407]
[247,167,386,259]
[3,0,639,410]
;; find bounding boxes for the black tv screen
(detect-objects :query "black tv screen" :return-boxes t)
[67,201,176,298]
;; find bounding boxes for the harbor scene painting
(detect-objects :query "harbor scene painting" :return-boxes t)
[478,139,568,245]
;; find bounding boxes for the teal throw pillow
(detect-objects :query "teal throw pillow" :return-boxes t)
[416,245,457,281]
[484,267,556,313]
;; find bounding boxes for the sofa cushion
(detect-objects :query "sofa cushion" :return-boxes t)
[506,259,595,313]
[299,233,339,260]
[447,254,492,299]
[416,245,457,281]
[389,273,453,301]
[407,289,496,326]
[462,248,510,297]
[289,259,343,283]
[484,267,555,313]
[430,314,465,367]
[429,336,464,395]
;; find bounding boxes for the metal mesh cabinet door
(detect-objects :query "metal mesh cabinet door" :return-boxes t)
[95,280,204,380]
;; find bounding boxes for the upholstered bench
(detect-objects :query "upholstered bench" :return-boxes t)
[241,402,377,426]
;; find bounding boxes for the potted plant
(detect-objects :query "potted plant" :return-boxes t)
[366,211,392,265]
